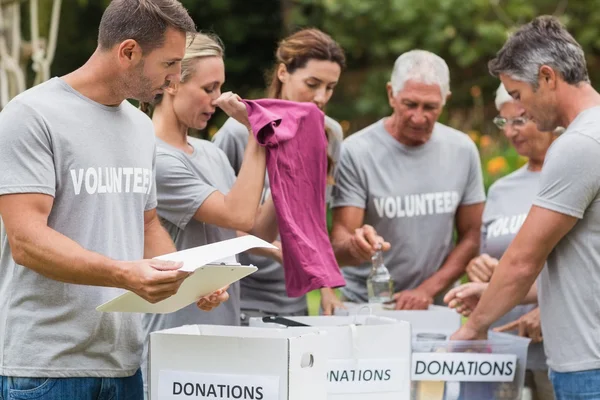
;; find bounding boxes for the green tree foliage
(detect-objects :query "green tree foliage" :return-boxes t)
[286,0,599,133]
[48,0,600,137]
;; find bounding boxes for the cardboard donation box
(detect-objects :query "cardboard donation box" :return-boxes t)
[251,315,412,400]
[149,325,328,400]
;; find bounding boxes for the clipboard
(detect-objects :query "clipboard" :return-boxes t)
[96,235,275,314]
[97,264,258,314]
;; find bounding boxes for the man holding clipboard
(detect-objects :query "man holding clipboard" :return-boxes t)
[0,0,227,398]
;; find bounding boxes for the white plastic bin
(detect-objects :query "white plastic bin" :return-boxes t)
[334,303,461,334]
[334,303,530,399]
[410,331,531,400]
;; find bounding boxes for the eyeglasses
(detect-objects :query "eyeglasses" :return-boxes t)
[493,116,529,130]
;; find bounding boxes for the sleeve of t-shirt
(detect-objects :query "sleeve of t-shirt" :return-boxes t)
[145,143,158,211]
[0,100,56,197]
[533,132,600,219]
[461,140,486,205]
[242,100,283,146]
[213,119,247,176]
[155,153,218,230]
[331,144,367,209]
[216,149,237,192]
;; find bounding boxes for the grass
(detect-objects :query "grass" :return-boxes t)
[307,290,321,316]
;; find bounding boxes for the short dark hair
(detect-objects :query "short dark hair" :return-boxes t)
[488,15,589,87]
[98,0,196,53]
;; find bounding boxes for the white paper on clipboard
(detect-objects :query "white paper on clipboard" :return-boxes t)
[96,235,276,314]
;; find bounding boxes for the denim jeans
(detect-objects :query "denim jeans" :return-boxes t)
[0,369,143,400]
[550,368,600,400]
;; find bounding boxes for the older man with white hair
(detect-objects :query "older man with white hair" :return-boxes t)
[331,50,485,309]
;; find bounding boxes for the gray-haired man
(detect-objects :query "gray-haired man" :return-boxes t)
[331,50,485,310]
[452,15,600,399]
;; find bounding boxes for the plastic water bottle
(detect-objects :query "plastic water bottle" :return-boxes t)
[367,249,393,304]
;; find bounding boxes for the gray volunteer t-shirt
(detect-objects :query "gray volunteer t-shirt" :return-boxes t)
[482,165,546,371]
[142,137,240,332]
[333,119,485,302]
[0,78,156,377]
[213,116,343,313]
[141,137,239,389]
[532,106,600,373]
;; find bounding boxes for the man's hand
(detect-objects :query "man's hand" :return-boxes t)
[348,224,391,263]
[320,288,345,315]
[393,288,433,310]
[197,286,230,311]
[444,282,488,316]
[465,254,498,283]
[120,259,189,303]
[450,323,488,341]
[494,307,543,343]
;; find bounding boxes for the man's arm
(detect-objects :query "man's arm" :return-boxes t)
[523,281,539,304]
[330,142,391,265]
[456,206,576,338]
[420,202,484,297]
[0,193,188,303]
[454,133,600,339]
[331,206,390,266]
[331,206,366,266]
[2,193,126,287]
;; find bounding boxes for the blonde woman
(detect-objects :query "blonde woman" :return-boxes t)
[139,32,278,393]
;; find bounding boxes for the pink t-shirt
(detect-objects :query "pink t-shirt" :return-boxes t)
[243,99,346,297]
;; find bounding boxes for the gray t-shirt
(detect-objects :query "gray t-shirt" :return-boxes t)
[532,106,600,373]
[332,119,485,302]
[0,78,156,377]
[141,137,239,389]
[213,116,343,313]
[142,137,240,332]
[482,166,546,371]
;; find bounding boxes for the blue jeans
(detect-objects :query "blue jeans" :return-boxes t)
[0,369,143,400]
[550,368,600,400]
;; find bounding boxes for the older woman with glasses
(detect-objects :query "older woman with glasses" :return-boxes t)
[445,84,560,400]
